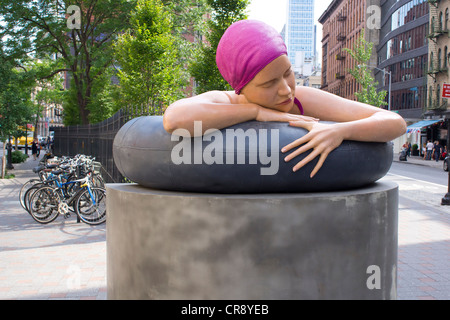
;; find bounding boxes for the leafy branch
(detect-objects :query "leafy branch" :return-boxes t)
[343,29,387,108]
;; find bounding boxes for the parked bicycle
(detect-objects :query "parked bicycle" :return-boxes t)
[19,154,106,225]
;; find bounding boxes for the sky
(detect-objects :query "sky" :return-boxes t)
[247,0,334,59]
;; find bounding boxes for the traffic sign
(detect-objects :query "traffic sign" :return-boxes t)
[443,83,450,98]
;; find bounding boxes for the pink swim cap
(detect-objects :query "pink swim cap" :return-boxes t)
[216,20,288,95]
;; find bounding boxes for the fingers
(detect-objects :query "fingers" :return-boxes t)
[290,119,318,126]
[281,136,309,154]
[291,147,330,178]
[295,116,319,123]
[310,152,329,178]
[291,148,318,173]
[281,123,315,153]
[281,122,342,177]
[281,121,317,153]
[283,139,313,161]
[282,130,332,177]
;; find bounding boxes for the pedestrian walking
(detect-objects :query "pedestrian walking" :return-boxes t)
[31,138,39,161]
[433,141,442,162]
[426,140,434,160]
[45,136,51,153]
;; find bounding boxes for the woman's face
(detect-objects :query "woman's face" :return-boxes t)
[241,55,296,112]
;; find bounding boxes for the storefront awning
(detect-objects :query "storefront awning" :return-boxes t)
[406,119,443,133]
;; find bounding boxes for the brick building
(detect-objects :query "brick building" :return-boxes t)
[319,0,380,101]
[426,0,450,118]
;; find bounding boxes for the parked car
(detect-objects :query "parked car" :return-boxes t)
[444,155,449,171]
[17,134,33,149]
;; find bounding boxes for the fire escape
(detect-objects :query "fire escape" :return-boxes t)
[427,0,449,110]
[335,11,347,96]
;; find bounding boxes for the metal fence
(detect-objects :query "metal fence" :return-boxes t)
[51,107,159,183]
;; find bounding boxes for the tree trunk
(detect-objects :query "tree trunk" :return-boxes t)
[78,92,90,125]
[73,72,90,125]
[34,106,41,139]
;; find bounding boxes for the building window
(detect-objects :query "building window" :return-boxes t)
[445,47,448,69]
[429,86,433,107]
[439,48,442,69]
[446,8,449,31]
[430,52,434,70]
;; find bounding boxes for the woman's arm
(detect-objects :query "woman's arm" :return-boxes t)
[283,87,407,177]
[296,86,406,141]
[163,90,318,136]
[163,91,257,136]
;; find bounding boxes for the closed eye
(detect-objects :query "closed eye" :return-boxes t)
[258,67,292,88]
[261,80,276,88]
[284,68,293,77]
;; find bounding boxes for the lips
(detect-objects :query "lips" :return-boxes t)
[278,98,292,106]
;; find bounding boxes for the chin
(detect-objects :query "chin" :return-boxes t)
[277,102,294,113]
[261,101,292,113]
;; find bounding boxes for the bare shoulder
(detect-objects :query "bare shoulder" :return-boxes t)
[295,86,335,100]
[294,86,342,118]
[197,90,238,104]
[168,90,236,109]
[295,86,339,109]
[294,86,389,121]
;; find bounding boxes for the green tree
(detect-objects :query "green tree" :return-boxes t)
[161,0,207,36]
[0,56,34,142]
[0,0,136,125]
[0,52,34,177]
[29,59,65,137]
[160,0,208,95]
[343,29,387,108]
[114,0,186,114]
[86,67,121,123]
[190,0,249,94]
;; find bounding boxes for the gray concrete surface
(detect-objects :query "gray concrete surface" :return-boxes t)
[107,182,398,300]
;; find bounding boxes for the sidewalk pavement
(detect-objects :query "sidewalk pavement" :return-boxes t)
[0,153,107,300]
[0,152,449,300]
[392,152,444,169]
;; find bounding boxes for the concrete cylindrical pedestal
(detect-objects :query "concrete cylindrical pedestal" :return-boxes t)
[106,181,398,300]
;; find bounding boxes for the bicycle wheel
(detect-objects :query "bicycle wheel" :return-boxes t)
[74,187,106,225]
[19,179,41,210]
[92,174,105,188]
[28,186,61,224]
[23,183,45,214]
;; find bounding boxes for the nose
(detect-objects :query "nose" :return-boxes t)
[278,78,292,97]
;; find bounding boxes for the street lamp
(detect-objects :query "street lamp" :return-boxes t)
[357,65,392,111]
[374,66,392,112]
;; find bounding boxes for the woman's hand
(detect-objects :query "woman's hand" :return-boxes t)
[281,121,347,178]
[255,105,319,123]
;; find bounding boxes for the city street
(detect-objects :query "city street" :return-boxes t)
[390,161,448,186]
[388,160,450,210]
